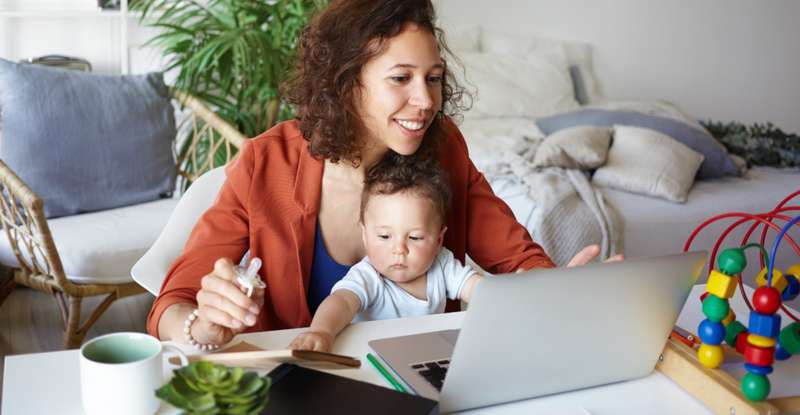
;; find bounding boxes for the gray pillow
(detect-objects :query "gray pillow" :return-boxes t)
[535,109,738,179]
[0,58,176,218]
[593,125,705,203]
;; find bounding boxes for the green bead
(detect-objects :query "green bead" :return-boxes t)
[718,248,747,275]
[702,294,730,322]
[725,320,747,346]
[741,372,770,401]
[779,322,800,354]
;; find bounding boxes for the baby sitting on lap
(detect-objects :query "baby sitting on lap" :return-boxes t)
[289,155,483,352]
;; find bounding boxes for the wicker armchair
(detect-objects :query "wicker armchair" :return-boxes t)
[0,90,245,349]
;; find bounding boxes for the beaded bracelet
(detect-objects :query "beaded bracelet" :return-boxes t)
[184,309,221,352]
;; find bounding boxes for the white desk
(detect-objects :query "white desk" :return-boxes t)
[3,285,797,414]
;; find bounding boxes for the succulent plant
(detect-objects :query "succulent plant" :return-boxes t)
[156,361,271,415]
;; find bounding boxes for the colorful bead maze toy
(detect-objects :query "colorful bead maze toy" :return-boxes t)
[679,190,800,412]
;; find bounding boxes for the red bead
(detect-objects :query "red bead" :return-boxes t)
[735,331,749,354]
[744,344,775,367]
[700,291,709,303]
[752,286,781,315]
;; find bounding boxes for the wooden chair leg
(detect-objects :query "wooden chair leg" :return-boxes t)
[64,296,86,349]
[63,292,120,349]
[0,271,16,306]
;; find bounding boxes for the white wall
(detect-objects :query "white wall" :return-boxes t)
[0,2,165,75]
[3,1,799,133]
[435,0,800,134]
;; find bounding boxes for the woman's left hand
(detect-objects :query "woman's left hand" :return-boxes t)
[566,245,624,268]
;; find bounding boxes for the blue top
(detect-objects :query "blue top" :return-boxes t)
[307,222,351,314]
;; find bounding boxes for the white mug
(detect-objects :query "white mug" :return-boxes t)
[80,332,188,415]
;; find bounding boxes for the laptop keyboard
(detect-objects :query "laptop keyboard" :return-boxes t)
[410,359,450,391]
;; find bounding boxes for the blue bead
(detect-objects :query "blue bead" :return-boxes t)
[698,319,726,345]
[782,275,800,301]
[775,344,791,361]
[744,363,774,375]
[749,311,781,339]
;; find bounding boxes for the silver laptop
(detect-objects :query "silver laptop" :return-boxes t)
[369,251,707,413]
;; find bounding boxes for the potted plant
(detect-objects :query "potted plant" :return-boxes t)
[132,0,327,182]
[157,361,272,414]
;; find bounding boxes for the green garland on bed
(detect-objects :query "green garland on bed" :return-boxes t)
[701,120,800,168]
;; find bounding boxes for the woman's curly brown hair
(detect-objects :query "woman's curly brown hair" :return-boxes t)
[360,153,451,227]
[283,0,470,166]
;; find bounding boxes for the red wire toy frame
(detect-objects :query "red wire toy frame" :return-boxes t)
[684,210,800,321]
[683,189,800,401]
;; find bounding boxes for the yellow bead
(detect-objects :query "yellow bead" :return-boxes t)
[748,334,776,348]
[722,309,736,326]
[707,270,738,299]
[787,264,800,278]
[756,268,787,292]
[698,343,725,368]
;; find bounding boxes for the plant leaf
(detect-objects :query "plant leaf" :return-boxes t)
[135,0,328,183]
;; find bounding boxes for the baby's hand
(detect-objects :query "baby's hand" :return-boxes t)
[288,330,334,352]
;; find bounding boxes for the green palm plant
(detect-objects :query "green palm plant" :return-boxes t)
[133,0,327,182]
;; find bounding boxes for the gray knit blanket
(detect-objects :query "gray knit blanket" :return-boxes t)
[462,118,623,266]
[482,151,623,266]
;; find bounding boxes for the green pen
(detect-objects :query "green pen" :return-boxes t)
[366,353,408,393]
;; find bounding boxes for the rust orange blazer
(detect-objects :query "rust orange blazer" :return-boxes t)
[147,120,554,337]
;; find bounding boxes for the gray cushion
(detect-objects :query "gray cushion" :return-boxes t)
[0,58,176,218]
[535,109,738,179]
[532,126,611,169]
[593,125,705,203]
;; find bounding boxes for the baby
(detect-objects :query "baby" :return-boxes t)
[289,156,483,352]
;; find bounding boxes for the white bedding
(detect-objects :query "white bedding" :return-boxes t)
[460,117,800,285]
[460,118,545,237]
[605,166,800,268]
[459,117,546,231]
[461,117,622,265]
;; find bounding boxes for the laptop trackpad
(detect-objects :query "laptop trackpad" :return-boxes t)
[369,329,459,365]
[438,329,459,346]
[369,329,462,400]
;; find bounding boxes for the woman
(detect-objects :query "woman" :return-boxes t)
[148,0,614,348]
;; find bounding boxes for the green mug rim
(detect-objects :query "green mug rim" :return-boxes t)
[81,332,161,365]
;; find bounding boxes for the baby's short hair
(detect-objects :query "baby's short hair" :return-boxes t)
[360,153,451,226]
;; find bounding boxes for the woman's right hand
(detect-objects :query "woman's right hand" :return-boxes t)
[191,258,265,346]
[566,245,624,268]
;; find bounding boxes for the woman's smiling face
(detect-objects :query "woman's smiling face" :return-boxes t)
[356,23,444,157]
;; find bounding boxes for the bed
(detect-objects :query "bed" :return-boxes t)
[451,28,800,292]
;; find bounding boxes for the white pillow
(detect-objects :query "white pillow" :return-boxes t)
[445,26,481,53]
[456,51,578,119]
[482,31,602,104]
[593,125,705,203]
[532,126,611,169]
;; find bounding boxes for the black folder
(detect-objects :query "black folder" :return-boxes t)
[263,363,439,414]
